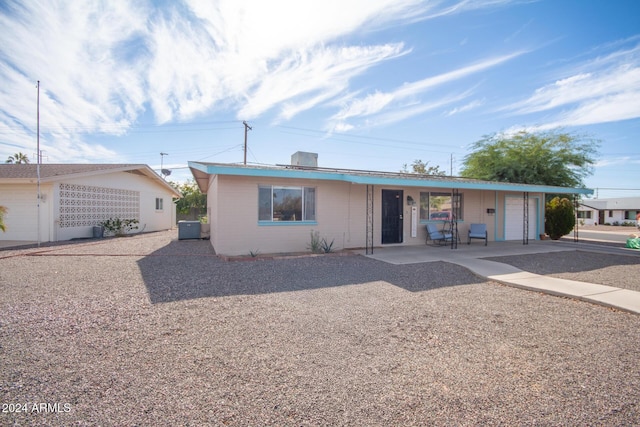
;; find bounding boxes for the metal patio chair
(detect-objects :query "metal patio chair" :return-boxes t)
[468,223,488,246]
[426,223,453,246]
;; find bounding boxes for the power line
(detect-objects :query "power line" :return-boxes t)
[0,120,243,135]
[275,124,465,151]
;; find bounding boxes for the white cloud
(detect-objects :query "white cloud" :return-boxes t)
[238,43,408,120]
[330,51,524,130]
[0,1,148,161]
[0,0,523,162]
[446,99,485,116]
[508,42,640,128]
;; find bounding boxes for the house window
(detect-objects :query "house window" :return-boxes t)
[258,186,316,222]
[608,210,613,217]
[577,211,592,219]
[155,197,163,211]
[419,191,463,221]
[624,210,637,220]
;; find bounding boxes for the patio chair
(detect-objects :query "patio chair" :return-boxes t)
[468,223,488,246]
[426,223,453,246]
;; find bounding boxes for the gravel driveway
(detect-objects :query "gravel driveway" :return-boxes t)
[1,231,639,426]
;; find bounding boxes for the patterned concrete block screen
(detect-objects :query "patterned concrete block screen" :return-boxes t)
[58,183,140,228]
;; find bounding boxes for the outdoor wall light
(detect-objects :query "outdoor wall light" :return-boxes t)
[407,195,415,205]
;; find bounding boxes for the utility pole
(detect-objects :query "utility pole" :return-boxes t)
[36,80,41,247]
[243,121,252,165]
[450,153,453,176]
[160,152,168,177]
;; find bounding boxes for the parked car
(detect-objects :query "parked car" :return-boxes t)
[429,211,451,221]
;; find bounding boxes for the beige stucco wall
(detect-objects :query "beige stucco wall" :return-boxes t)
[53,171,176,241]
[378,187,499,246]
[206,175,539,255]
[208,175,367,256]
[0,171,177,243]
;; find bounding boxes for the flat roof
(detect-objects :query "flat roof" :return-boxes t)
[189,161,593,196]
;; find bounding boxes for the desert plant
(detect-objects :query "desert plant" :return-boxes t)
[545,197,575,240]
[307,230,335,254]
[100,218,139,236]
[320,237,334,253]
[249,249,260,257]
[308,230,322,253]
[0,206,7,232]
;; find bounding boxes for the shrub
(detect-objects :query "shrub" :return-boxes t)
[320,237,335,253]
[100,218,139,236]
[307,230,335,254]
[308,230,322,253]
[0,206,7,232]
[545,197,575,240]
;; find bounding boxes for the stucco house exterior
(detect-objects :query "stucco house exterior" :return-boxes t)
[578,197,640,226]
[189,152,593,256]
[0,164,181,243]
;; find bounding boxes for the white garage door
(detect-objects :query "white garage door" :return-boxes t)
[505,197,537,241]
[0,185,38,241]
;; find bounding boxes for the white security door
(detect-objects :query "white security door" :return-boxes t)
[505,197,537,240]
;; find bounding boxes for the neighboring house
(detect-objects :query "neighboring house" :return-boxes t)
[189,152,593,256]
[578,197,640,226]
[0,164,181,243]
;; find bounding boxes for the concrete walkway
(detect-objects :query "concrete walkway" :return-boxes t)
[365,240,640,315]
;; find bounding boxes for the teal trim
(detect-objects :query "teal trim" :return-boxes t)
[188,161,593,195]
[258,221,318,226]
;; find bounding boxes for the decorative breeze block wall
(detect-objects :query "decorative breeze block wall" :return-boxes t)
[59,183,140,228]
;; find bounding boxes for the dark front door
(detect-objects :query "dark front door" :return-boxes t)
[382,190,403,244]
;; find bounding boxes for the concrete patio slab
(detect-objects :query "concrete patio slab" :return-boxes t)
[364,241,640,315]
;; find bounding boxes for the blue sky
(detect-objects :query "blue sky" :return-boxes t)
[1,0,639,198]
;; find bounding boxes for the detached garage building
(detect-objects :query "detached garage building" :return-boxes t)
[0,164,181,244]
[189,152,593,256]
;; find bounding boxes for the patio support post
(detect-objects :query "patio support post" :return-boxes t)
[366,185,374,255]
[450,188,459,249]
[573,194,580,243]
[523,192,529,245]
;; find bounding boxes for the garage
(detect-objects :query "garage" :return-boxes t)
[0,184,43,241]
[505,196,539,241]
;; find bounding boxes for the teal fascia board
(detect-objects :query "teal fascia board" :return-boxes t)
[188,162,347,181]
[188,162,593,195]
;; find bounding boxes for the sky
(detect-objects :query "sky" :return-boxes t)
[1,0,639,199]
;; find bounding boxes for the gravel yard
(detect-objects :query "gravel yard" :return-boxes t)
[1,231,639,426]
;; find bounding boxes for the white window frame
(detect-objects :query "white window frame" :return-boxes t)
[258,185,317,224]
[419,191,464,222]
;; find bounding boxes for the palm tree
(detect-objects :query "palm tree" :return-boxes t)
[5,152,30,164]
[0,206,7,232]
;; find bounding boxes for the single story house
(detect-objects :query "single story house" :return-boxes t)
[0,164,181,243]
[578,197,640,226]
[189,152,593,256]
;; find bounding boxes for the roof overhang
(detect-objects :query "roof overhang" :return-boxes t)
[0,164,182,198]
[188,162,594,196]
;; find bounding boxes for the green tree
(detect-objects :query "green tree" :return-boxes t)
[545,197,575,239]
[460,130,599,188]
[0,206,7,232]
[5,152,30,164]
[401,159,447,176]
[170,179,207,216]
